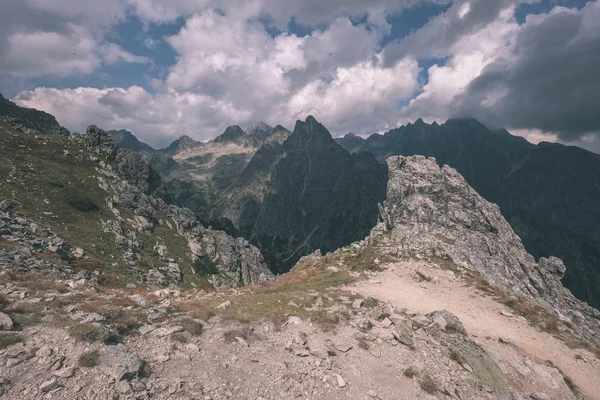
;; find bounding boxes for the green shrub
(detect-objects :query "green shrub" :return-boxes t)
[193,255,219,276]
[66,191,99,212]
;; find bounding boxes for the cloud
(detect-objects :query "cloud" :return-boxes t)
[100,43,151,65]
[453,1,600,141]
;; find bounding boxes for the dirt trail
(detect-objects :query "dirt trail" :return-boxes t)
[349,260,600,400]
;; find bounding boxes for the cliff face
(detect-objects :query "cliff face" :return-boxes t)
[374,155,600,343]
[84,125,274,289]
[337,119,600,309]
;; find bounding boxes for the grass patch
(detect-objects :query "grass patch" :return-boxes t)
[404,366,418,379]
[0,333,24,349]
[419,374,438,394]
[173,333,188,344]
[450,348,467,365]
[178,317,204,336]
[69,323,111,343]
[223,326,254,344]
[78,350,100,368]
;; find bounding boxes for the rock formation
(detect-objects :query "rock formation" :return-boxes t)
[374,155,600,344]
[84,125,274,289]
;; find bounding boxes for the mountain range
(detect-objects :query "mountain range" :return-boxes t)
[3,92,600,309]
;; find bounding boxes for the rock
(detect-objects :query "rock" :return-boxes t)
[139,325,156,335]
[410,315,432,328]
[98,344,142,381]
[153,325,184,337]
[216,300,232,309]
[0,200,13,212]
[115,380,132,394]
[391,328,413,346]
[39,378,58,392]
[130,295,147,307]
[530,393,551,400]
[72,312,105,323]
[375,155,600,343]
[331,340,353,353]
[235,337,249,347]
[0,312,14,330]
[132,381,146,392]
[354,317,372,330]
[426,310,467,335]
[35,346,53,358]
[53,368,75,378]
[336,374,346,388]
[6,358,22,367]
[72,247,84,258]
[352,299,364,309]
[501,310,515,317]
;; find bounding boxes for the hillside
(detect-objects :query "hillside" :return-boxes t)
[336,119,600,309]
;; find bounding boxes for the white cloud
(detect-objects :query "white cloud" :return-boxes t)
[0,26,100,77]
[100,43,151,65]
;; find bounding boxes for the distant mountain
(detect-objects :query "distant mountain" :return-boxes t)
[0,93,69,135]
[249,116,387,271]
[335,132,365,154]
[336,118,600,309]
[245,121,274,141]
[108,129,156,154]
[160,135,202,157]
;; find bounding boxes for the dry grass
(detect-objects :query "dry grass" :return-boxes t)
[0,333,24,349]
[450,348,467,365]
[419,374,439,394]
[78,350,100,367]
[403,366,418,379]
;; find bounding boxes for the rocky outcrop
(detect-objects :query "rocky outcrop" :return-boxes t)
[337,118,600,310]
[374,155,600,343]
[84,125,274,289]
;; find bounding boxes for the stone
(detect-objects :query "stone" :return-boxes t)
[336,374,346,388]
[39,378,58,392]
[354,317,371,330]
[391,328,413,346]
[53,368,75,378]
[0,200,13,212]
[98,344,142,381]
[501,310,515,317]
[72,247,84,258]
[130,295,147,307]
[35,346,53,358]
[216,301,232,309]
[331,341,353,353]
[153,325,184,337]
[139,325,156,335]
[410,315,432,328]
[0,312,14,330]
[115,380,132,394]
[235,337,249,347]
[352,299,364,309]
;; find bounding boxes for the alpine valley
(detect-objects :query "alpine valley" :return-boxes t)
[1,94,600,400]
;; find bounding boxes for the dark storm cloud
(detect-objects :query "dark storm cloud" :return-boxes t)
[454,3,600,140]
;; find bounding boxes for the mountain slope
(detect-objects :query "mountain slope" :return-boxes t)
[108,129,156,155]
[337,119,600,309]
[0,93,69,136]
[250,116,387,271]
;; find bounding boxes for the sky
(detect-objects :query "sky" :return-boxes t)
[0,0,599,152]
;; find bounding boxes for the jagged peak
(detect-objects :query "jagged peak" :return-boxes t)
[214,125,245,143]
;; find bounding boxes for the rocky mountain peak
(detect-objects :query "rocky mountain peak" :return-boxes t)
[374,155,600,342]
[161,134,201,156]
[245,121,274,140]
[214,125,245,143]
